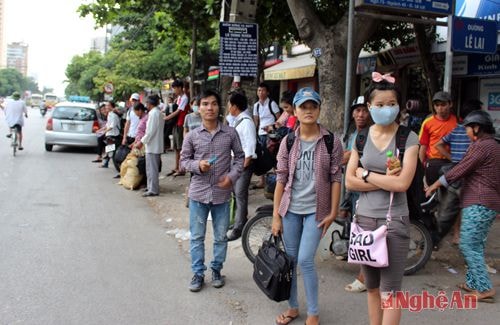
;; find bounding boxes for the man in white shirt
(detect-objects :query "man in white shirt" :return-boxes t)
[164,80,189,176]
[3,92,28,150]
[227,92,257,241]
[96,101,121,168]
[139,95,165,197]
[121,93,141,146]
[252,83,280,187]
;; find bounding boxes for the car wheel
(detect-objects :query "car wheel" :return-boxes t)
[45,144,53,152]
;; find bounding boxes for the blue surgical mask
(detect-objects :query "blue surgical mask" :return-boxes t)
[369,105,399,126]
[192,105,199,113]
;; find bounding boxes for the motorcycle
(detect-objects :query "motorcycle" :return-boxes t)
[40,104,47,117]
[241,173,436,276]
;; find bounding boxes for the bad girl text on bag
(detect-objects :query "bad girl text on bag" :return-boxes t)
[381,291,478,312]
[349,231,378,262]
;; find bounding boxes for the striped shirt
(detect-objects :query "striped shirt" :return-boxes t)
[419,114,457,159]
[180,122,245,204]
[441,124,471,163]
[276,125,343,221]
[440,136,500,212]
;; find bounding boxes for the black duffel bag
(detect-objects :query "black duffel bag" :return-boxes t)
[113,145,131,171]
[253,235,293,302]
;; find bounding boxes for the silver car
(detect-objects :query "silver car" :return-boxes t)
[45,102,99,151]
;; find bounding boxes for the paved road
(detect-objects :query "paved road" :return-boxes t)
[0,108,498,324]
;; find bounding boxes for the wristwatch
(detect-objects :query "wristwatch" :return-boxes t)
[362,169,371,183]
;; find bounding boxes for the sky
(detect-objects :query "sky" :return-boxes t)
[4,0,105,96]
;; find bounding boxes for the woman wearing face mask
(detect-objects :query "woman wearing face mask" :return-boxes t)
[183,97,202,136]
[346,72,418,325]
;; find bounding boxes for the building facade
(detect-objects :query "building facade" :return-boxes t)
[0,0,5,68]
[7,42,28,76]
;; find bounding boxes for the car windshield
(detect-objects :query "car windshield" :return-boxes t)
[53,106,96,121]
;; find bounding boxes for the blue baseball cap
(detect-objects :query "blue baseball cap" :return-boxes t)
[293,87,321,107]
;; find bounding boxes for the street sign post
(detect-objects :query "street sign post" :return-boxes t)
[219,22,258,77]
[452,17,497,54]
[355,0,453,17]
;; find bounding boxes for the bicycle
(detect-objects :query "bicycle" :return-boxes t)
[241,173,434,275]
[9,127,19,156]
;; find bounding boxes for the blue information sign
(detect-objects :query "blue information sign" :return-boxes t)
[219,22,258,77]
[452,17,497,54]
[355,0,453,17]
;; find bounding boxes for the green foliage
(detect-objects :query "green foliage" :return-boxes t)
[0,69,39,97]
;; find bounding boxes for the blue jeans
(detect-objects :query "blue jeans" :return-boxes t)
[189,199,230,276]
[282,211,323,316]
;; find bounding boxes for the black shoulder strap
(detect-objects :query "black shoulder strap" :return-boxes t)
[355,127,369,158]
[287,131,334,155]
[323,131,335,155]
[286,133,295,153]
[395,125,411,160]
[260,101,278,121]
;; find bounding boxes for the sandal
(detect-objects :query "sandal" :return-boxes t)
[173,171,186,177]
[166,170,176,176]
[345,279,366,292]
[471,292,495,303]
[276,312,299,325]
[457,283,474,292]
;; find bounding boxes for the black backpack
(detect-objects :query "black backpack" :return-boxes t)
[355,125,426,222]
[234,117,275,176]
[286,131,335,155]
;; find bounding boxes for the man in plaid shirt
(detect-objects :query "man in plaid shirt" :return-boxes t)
[180,89,244,292]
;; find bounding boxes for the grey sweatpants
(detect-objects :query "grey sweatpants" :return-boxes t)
[146,153,161,194]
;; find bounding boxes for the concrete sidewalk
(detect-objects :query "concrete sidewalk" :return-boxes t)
[147,151,500,275]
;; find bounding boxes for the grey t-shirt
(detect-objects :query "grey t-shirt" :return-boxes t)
[355,128,419,219]
[288,140,317,214]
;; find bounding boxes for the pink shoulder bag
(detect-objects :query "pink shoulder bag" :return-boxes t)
[347,192,394,268]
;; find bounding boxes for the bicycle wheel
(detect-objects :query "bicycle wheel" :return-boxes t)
[241,212,278,264]
[404,220,433,275]
[12,130,18,156]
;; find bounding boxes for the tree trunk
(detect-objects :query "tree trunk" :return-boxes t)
[189,20,197,98]
[286,0,379,133]
[414,24,440,111]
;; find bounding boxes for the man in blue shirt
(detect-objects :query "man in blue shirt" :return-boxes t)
[434,99,482,245]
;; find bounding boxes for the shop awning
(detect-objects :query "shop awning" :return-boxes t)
[264,54,316,80]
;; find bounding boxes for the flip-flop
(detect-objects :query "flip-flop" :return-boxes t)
[457,283,474,292]
[166,170,176,176]
[276,313,299,325]
[474,294,495,303]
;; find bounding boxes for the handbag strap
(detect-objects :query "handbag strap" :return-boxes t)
[386,191,394,224]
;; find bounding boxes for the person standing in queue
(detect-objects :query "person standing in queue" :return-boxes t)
[180,90,244,292]
[271,87,343,325]
[346,73,418,325]
[138,95,164,197]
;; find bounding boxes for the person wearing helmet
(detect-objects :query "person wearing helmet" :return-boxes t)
[433,99,483,245]
[426,110,500,303]
[3,91,28,150]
